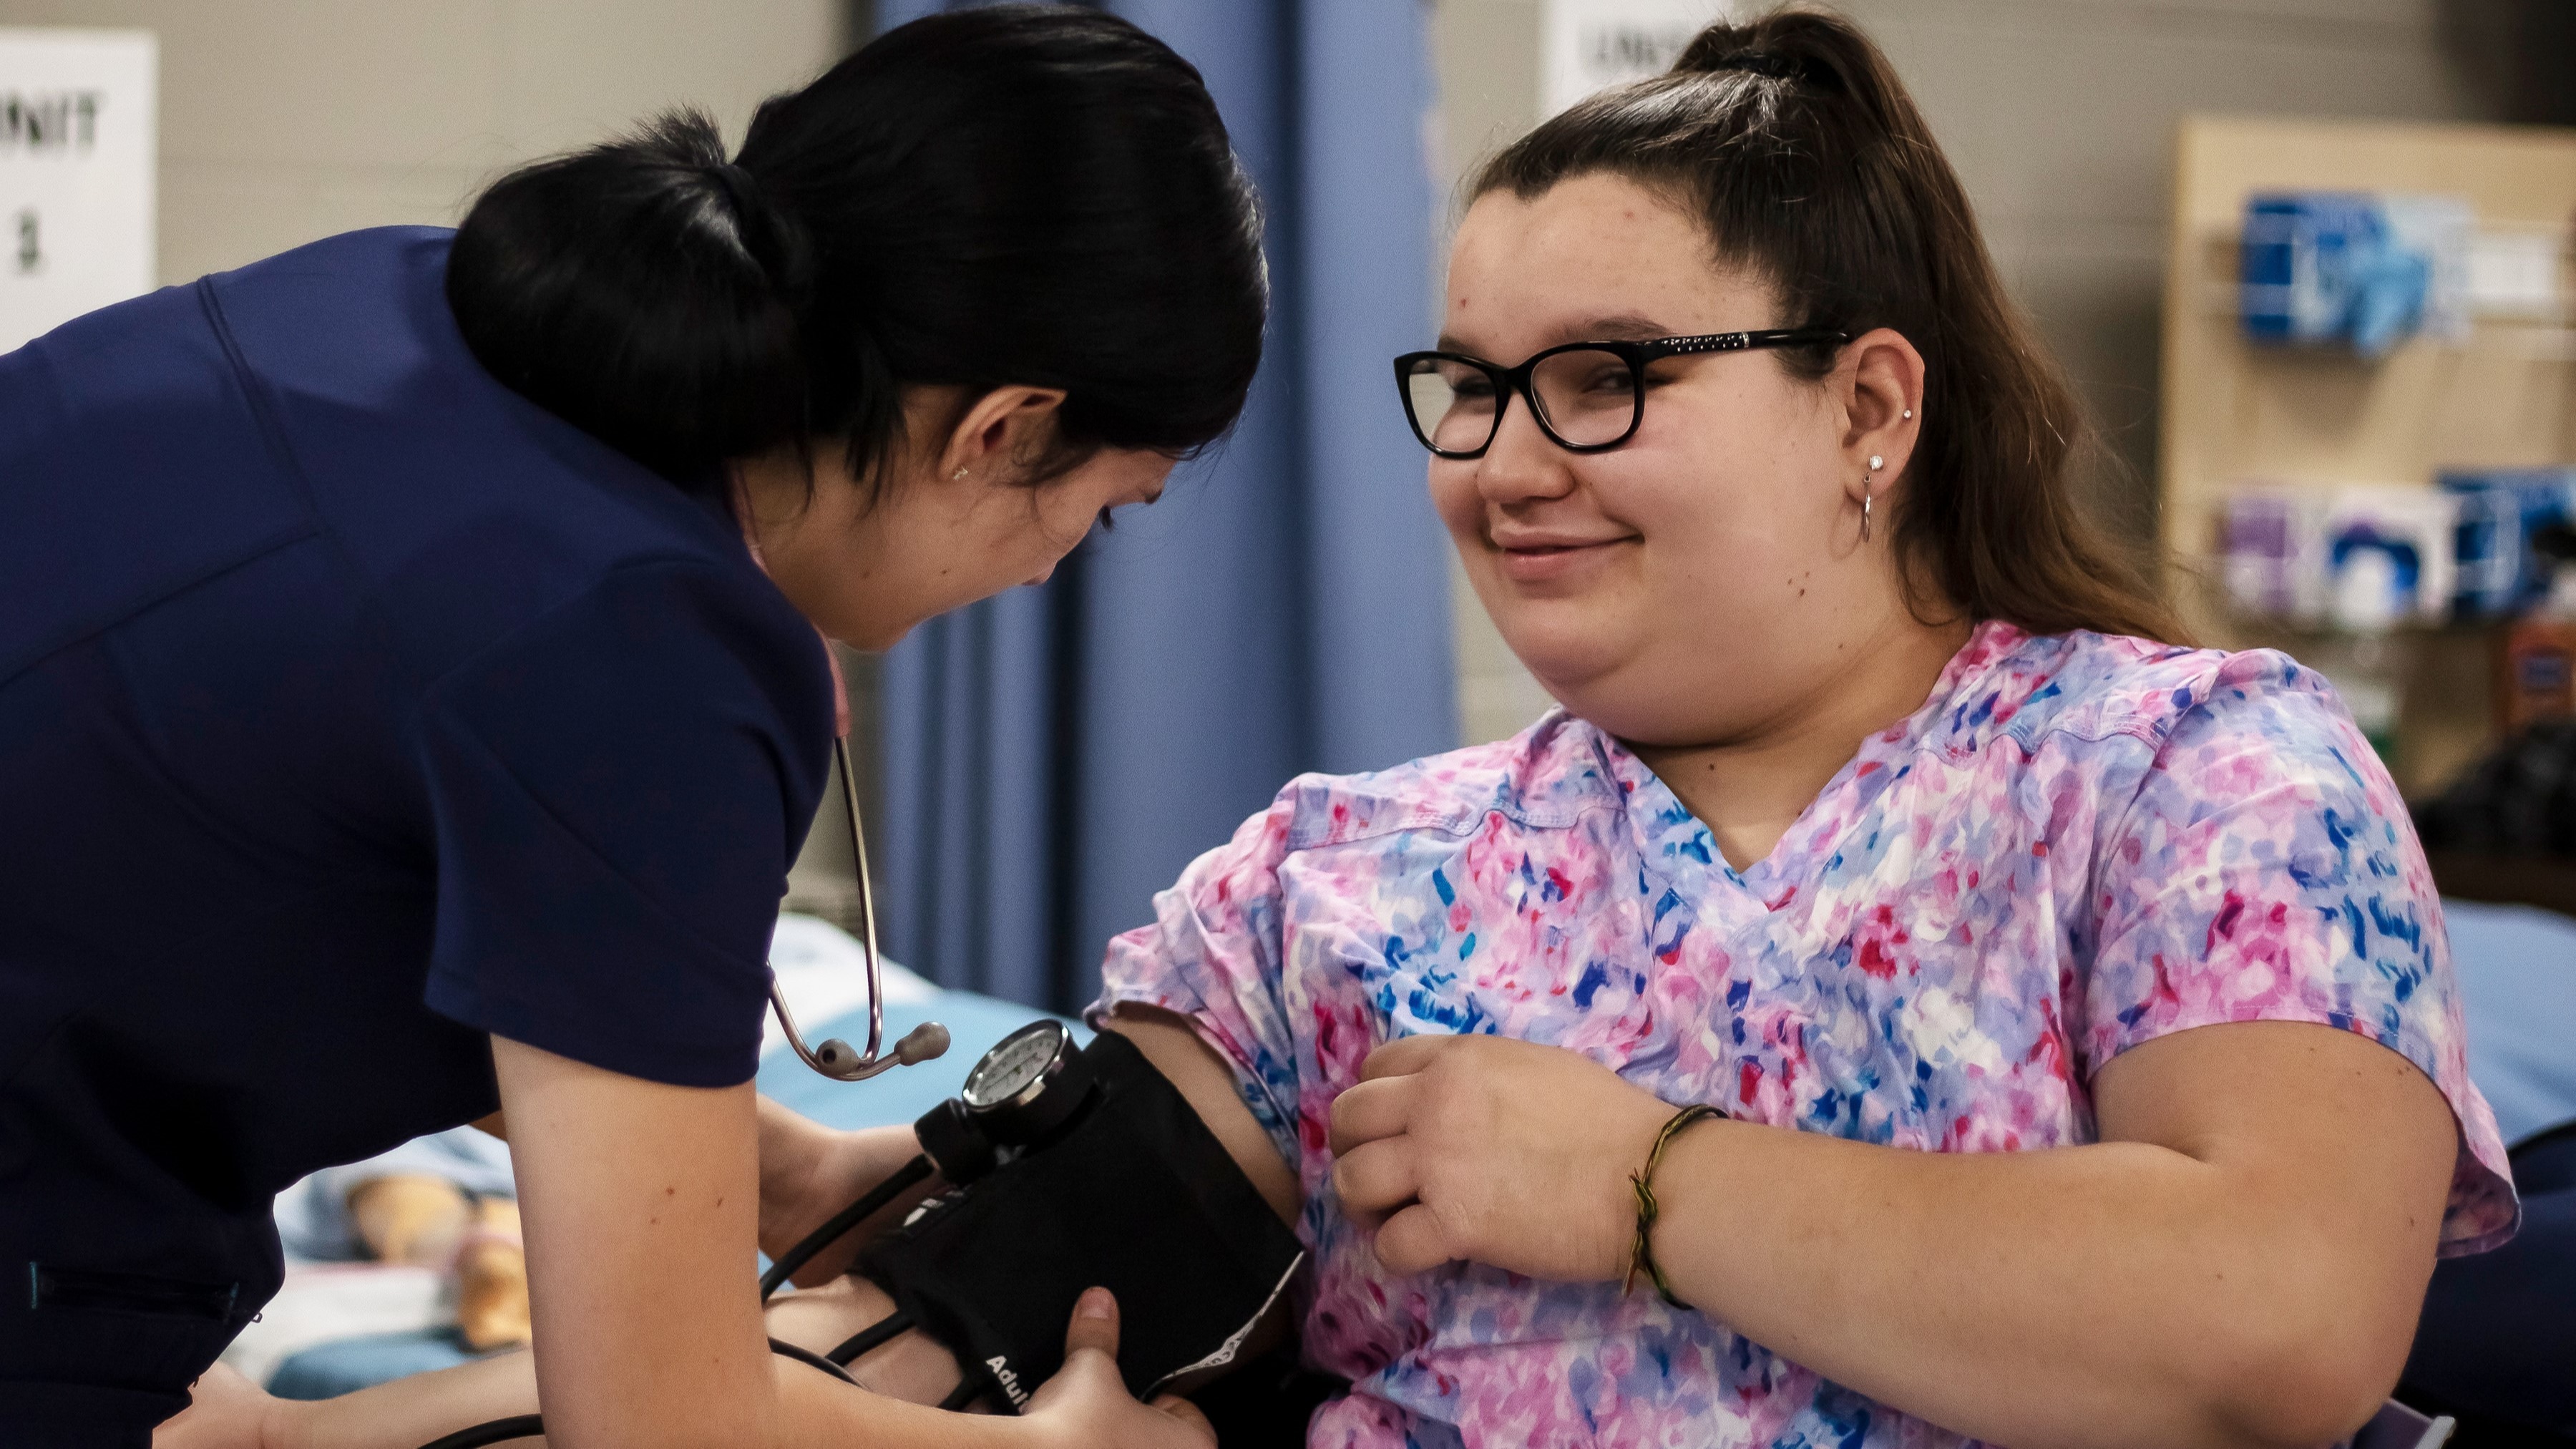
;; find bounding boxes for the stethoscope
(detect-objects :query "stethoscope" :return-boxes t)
[733,476,950,1082]
[767,727,953,1080]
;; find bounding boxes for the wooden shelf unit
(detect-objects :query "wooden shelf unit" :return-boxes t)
[2158,115,2576,796]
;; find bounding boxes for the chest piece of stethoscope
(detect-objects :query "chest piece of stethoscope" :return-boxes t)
[914,1020,1097,1185]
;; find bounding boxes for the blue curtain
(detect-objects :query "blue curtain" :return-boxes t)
[875,0,1454,1013]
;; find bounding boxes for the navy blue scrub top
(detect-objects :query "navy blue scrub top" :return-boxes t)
[0,228,834,1429]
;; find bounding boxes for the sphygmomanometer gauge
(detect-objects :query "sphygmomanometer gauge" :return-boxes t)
[914,1019,1098,1185]
[961,1020,1094,1143]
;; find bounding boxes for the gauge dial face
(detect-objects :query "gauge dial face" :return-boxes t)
[963,1022,1067,1111]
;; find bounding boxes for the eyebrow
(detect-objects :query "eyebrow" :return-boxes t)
[1434,313,1672,356]
[1579,314,1670,342]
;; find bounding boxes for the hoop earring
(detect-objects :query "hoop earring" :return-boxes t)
[953,466,970,482]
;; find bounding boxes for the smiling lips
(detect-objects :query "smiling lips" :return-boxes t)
[1492,532,1635,583]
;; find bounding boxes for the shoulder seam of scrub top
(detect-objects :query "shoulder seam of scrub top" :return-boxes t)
[1994,638,2319,759]
[1279,779,1617,854]
[0,522,317,691]
[0,278,342,689]
[1277,713,1632,854]
[198,275,327,520]
[2082,654,2410,932]
[195,272,442,688]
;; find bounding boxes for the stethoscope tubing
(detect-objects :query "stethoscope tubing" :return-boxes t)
[768,735,948,1080]
[759,1153,932,1299]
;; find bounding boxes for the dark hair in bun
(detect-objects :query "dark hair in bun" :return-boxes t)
[446,4,1266,492]
[1473,5,2184,646]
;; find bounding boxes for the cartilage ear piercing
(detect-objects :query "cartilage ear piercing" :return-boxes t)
[1902,409,1913,419]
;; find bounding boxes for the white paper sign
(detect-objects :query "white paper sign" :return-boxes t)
[1,29,156,353]
[1538,0,1731,117]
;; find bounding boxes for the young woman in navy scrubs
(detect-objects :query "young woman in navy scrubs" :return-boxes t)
[0,9,1259,1447]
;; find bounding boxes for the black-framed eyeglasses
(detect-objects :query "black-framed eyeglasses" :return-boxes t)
[1392,328,1849,459]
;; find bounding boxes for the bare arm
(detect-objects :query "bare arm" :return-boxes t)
[1644,1022,2455,1447]
[1100,1006,1303,1224]
[1332,1020,2458,1449]
[206,1015,1288,1443]
[472,1094,928,1282]
[243,1038,1209,1449]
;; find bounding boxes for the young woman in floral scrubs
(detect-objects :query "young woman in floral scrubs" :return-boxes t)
[1093,11,2514,1449]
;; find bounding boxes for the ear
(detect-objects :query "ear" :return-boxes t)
[1834,327,1926,509]
[937,385,1070,486]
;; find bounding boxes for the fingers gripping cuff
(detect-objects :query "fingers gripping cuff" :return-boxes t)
[857,1030,1305,1409]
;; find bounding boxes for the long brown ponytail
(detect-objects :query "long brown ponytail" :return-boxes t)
[1473,7,2185,645]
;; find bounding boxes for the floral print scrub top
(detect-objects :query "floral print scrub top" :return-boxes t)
[1091,623,2515,1448]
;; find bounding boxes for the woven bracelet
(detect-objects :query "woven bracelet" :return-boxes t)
[1624,1103,1722,1309]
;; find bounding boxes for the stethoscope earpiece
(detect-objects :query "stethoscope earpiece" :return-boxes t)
[808,1020,951,1078]
[897,1021,952,1064]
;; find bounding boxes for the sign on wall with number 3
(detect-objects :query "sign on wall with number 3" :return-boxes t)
[0,29,155,353]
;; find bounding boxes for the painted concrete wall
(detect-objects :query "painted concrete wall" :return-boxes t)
[0,0,850,288]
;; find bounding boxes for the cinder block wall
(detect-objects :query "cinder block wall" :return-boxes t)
[1433,0,2513,746]
[0,0,851,288]
[0,0,862,915]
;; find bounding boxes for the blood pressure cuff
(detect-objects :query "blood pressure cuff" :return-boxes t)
[855,1030,1304,1409]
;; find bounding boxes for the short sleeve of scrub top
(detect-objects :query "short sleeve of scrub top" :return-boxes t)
[2079,652,2516,1249]
[419,556,828,1088]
